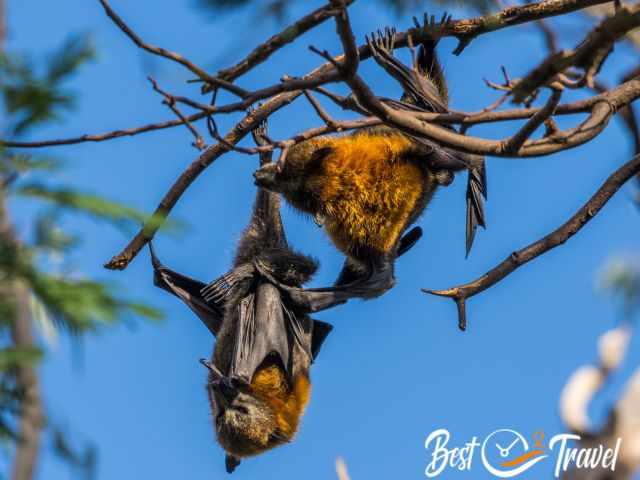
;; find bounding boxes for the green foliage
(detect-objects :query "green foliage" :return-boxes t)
[0,379,23,441]
[33,214,79,254]
[17,184,151,230]
[46,34,96,84]
[16,183,183,235]
[0,154,62,176]
[0,33,95,136]
[26,273,161,333]
[0,28,165,472]
[0,347,43,372]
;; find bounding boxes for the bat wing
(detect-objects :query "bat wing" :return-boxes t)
[368,29,448,113]
[310,320,333,361]
[149,242,223,336]
[411,136,488,256]
[230,282,314,385]
[465,161,487,257]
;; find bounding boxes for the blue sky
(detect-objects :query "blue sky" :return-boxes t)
[6,0,640,479]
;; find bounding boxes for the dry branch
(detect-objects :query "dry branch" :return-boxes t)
[93,0,637,270]
[423,154,640,331]
[104,90,305,270]
[98,0,247,97]
[0,112,208,148]
[1,0,617,151]
[346,75,640,156]
[213,1,353,83]
[512,2,640,102]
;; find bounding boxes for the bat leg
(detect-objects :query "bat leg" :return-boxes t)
[334,226,421,286]
[275,258,396,313]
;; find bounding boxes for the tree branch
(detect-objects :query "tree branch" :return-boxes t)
[8,280,43,480]
[345,74,640,156]
[148,77,206,150]
[102,0,627,270]
[512,2,640,102]
[0,5,44,478]
[213,1,353,83]
[97,0,248,97]
[503,88,562,153]
[104,88,306,270]
[0,112,209,148]
[423,153,640,331]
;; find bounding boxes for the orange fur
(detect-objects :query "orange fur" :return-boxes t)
[316,132,426,254]
[250,364,311,440]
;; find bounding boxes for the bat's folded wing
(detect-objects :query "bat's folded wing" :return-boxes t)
[310,320,333,361]
[149,242,224,336]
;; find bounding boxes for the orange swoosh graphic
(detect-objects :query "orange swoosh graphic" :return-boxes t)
[500,449,545,468]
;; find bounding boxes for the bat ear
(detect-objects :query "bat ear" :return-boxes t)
[225,454,241,474]
[310,320,333,360]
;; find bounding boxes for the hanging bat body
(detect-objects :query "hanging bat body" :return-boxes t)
[150,122,421,473]
[253,16,486,310]
[150,125,330,472]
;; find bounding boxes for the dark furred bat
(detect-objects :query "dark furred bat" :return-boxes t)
[150,121,422,473]
[253,15,486,311]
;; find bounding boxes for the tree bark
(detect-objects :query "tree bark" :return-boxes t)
[0,3,45,478]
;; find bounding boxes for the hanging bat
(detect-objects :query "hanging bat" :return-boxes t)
[150,120,423,472]
[252,14,486,312]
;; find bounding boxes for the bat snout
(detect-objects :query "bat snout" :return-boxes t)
[253,164,278,189]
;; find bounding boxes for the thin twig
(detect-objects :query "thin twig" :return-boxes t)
[148,77,206,150]
[503,88,562,153]
[303,90,341,130]
[97,0,248,97]
[0,112,209,148]
[213,1,353,83]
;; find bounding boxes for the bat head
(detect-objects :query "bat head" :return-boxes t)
[253,140,333,215]
[208,358,311,471]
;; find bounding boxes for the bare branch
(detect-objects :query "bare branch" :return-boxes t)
[423,153,640,331]
[3,0,619,152]
[148,77,206,150]
[213,1,353,83]
[418,0,615,54]
[512,3,640,102]
[329,0,359,78]
[97,0,248,98]
[0,112,209,148]
[303,90,341,130]
[503,88,562,153]
[104,89,306,270]
[102,0,629,270]
[346,74,640,157]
